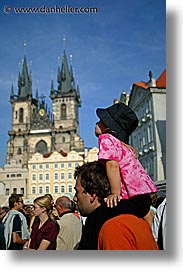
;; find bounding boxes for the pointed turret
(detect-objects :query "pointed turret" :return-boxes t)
[57,50,72,93]
[10,83,14,103]
[17,54,32,99]
[50,79,55,99]
[69,54,74,82]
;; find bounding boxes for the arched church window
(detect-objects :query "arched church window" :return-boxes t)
[35,140,48,155]
[19,108,24,123]
[17,148,22,155]
[61,104,66,119]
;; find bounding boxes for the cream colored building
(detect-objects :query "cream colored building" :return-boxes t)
[27,147,99,203]
[84,147,99,162]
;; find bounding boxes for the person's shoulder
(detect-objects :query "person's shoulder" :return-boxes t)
[48,218,59,228]
[99,133,117,143]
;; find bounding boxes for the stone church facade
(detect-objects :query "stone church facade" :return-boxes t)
[6,49,84,167]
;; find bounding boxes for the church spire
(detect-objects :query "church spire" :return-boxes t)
[17,41,32,99]
[10,83,14,103]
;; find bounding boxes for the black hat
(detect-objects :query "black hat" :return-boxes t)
[96,102,138,144]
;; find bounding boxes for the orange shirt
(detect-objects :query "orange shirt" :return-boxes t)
[98,214,158,250]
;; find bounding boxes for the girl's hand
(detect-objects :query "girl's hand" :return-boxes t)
[104,193,121,208]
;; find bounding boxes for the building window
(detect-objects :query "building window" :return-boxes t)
[32,186,36,194]
[46,173,50,181]
[39,164,43,170]
[68,184,73,193]
[19,108,24,123]
[60,185,65,193]
[54,163,58,169]
[35,140,48,155]
[39,174,43,181]
[32,174,36,181]
[6,188,10,196]
[39,186,43,194]
[54,173,59,181]
[20,188,24,195]
[61,103,66,119]
[45,185,50,194]
[32,164,36,170]
[68,172,72,180]
[61,173,65,180]
[46,164,50,169]
[61,163,65,168]
[68,162,72,168]
[17,148,22,155]
[75,162,79,168]
[13,188,17,194]
[17,174,22,177]
[148,123,153,142]
[54,185,59,193]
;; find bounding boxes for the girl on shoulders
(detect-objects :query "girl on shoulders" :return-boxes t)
[95,102,158,224]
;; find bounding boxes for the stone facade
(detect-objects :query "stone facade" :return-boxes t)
[6,50,84,168]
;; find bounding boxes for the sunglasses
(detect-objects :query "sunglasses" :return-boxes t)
[18,200,24,203]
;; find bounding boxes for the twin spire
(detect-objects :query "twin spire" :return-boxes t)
[10,38,80,103]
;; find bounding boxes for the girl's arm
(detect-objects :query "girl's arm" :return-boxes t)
[23,239,50,250]
[37,239,51,250]
[105,160,121,207]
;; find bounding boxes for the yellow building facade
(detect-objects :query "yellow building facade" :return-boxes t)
[27,148,98,203]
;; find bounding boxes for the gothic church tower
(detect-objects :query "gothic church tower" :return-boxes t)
[6,44,84,167]
[50,50,84,153]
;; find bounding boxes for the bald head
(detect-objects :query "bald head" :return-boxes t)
[56,196,74,216]
[56,196,71,207]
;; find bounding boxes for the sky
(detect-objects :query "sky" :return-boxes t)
[0,0,166,166]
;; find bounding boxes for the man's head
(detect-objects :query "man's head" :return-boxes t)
[8,193,24,210]
[73,161,110,216]
[55,196,75,216]
[0,206,9,220]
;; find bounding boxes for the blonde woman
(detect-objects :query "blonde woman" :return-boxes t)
[26,196,59,250]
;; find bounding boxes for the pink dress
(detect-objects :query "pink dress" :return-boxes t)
[98,134,158,199]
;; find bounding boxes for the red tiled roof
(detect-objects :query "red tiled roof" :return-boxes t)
[134,81,149,89]
[134,69,166,89]
[156,69,166,88]
[43,150,68,158]
[43,152,52,158]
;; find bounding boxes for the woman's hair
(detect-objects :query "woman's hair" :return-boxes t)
[34,195,52,216]
[45,193,53,201]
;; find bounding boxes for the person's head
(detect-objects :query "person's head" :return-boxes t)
[33,195,52,217]
[73,161,110,216]
[0,206,9,220]
[55,196,74,216]
[8,193,24,210]
[95,121,112,137]
[96,102,138,144]
[45,193,54,207]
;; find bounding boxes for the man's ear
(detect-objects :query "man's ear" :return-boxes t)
[90,193,97,203]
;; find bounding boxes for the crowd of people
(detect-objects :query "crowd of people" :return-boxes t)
[0,103,166,250]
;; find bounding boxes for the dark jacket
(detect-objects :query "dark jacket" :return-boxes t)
[77,194,151,250]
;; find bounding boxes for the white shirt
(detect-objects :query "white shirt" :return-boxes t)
[151,198,166,249]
